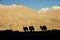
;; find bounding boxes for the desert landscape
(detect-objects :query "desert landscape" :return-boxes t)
[0,0,60,40]
[0,4,60,32]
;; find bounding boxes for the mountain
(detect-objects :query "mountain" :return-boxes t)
[38,6,60,30]
[0,5,60,31]
[0,4,42,31]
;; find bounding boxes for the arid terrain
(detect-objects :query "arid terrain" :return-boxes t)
[0,4,60,31]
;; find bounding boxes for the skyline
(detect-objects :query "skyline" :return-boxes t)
[0,0,60,10]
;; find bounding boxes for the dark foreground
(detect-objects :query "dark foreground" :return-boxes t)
[0,30,60,40]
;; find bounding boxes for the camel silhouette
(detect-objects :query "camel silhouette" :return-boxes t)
[29,26,34,32]
[23,27,28,32]
[40,25,47,31]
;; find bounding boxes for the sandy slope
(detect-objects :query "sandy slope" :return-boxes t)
[0,5,42,31]
[38,6,60,30]
[0,5,60,31]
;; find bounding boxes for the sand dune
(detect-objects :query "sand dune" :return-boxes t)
[38,6,60,30]
[0,4,60,31]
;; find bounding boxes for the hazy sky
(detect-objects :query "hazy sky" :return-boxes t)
[0,0,60,10]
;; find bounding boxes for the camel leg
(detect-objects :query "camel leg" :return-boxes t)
[29,29,34,32]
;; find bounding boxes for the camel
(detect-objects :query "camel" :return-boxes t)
[29,26,34,32]
[23,27,28,32]
[40,25,47,31]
